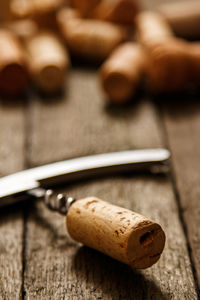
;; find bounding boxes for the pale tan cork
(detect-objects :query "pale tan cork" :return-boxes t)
[26,32,70,93]
[57,9,127,61]
[67,197,166,269]
[100,42,146,103]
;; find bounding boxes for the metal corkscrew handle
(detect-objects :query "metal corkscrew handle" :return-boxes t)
[44,189,76,215]
[0,149,170,208]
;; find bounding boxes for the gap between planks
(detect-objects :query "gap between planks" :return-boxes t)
[160,96,200,295]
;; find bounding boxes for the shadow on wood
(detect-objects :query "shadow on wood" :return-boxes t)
[155,90,200,119]
[72,245,168,300]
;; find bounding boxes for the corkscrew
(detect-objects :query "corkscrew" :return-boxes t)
[44,189,76,215]
[0,149,169,269]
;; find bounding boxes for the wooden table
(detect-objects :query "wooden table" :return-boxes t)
[0,1,200,299]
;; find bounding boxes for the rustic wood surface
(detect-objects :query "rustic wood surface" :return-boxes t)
[22,68,198,300]
[0,99,26,299]
[0,0,200,299]
[162,95,200,289]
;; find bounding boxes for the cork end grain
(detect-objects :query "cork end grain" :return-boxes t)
[100,43,145,103]
[101,70,134,102]
[0,62,29,96]
[36,64,66,92]
[127,222,166,269]
[0,30,29,96]
[26,32,69,92]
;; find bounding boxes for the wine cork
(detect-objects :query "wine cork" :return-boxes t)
[0,30,29,96]
[146,38,191,93]
[100,43,145,103]
[5,19,38,43]
[26,32,70,93]
[136,11,174,47]
[33,0,64,15]
[33,0,64,30]
[158,0,200,39]
[11,0,64,18]
[136,12,191,93]
[10,0,34,19]
[57,13,127,61]
[11,0,64,29]
[67,197,166,269]
[56,7,81,26]
[70,0,101,17]
[91,0,139,24]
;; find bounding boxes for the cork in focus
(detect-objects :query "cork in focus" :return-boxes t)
[66,197,166,269]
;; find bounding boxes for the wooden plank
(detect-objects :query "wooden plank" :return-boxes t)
[162,96,200,290]
[0,99,26,299]
[23,68,198,299]
[27,68,164,166]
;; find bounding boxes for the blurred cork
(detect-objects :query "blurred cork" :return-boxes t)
[67,197,166,269]
[0,30,29,97]
[26,32,70,93]
[158,0,200,39]
[56,7,81,24]
[57,8,127,61]
[146,38,191,93]
[91,0,140,24]
[100,43,145,103]
[136,11,174,47]
[70,0,101,17]
[11,0,64,29]
[10,0,34,19]
[136,11,191,93]
[5,19,38,43]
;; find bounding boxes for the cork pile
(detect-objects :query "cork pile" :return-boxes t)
[0,0,200,101]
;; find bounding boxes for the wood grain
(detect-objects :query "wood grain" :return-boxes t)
[27,68,164,165]
[0,99,26,299]
[162,96,200,291]
[23,68,198,299]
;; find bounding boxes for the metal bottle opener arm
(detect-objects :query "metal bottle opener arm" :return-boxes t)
[0,148,170,207]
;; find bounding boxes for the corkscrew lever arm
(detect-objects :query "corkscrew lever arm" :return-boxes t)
[0,148,170,208]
